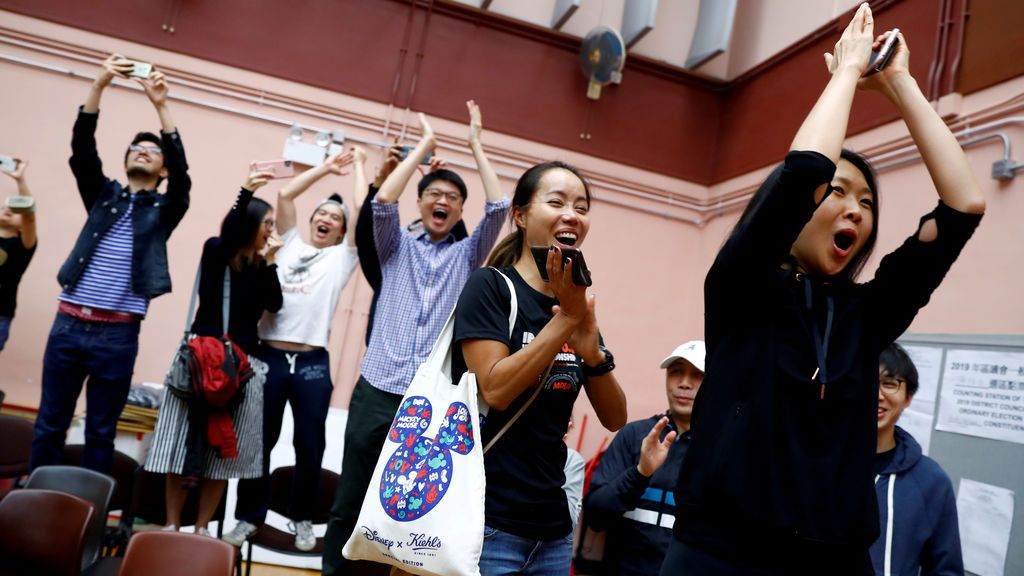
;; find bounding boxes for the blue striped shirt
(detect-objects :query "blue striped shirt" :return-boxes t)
[59,195,149,316]
[361,197,510,394]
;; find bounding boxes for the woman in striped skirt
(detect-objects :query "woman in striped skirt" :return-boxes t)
[145,167,283,535]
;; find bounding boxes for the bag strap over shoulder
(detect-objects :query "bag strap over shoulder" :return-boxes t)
[483,267,553,454]
[492,268,518,340]
[183,263,232,335]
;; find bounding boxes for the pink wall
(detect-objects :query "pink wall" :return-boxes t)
[1,10,1022,460]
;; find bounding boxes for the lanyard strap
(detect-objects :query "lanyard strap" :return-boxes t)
[802,276,834,393]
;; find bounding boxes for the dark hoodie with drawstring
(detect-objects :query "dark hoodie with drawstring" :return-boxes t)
[871,426,963,576]
[672,151,982,574]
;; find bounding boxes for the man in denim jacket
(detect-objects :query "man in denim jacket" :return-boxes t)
[30,54,191,474]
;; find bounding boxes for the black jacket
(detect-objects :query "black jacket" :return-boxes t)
[584,414,688,576]
[675,151,981,571]
[60,108,190,298]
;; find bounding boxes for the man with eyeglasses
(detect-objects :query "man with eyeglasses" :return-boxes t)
[872,343,962,575]
[322,101,509,575]
[30,54,191,475]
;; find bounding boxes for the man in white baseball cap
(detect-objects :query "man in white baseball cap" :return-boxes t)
[582,340,705,576]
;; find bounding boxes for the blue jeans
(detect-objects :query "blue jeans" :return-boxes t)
[30,312,140,474]
[479,525,573,576]
[0,315,10,352]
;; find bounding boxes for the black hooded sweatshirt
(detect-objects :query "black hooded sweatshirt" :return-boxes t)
[673,151,981,574]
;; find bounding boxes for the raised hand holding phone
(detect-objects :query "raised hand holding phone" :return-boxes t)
[243,166,277,192]
[530,245,592,286]
[858,29,910,99]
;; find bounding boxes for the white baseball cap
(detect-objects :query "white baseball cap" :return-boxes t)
[659,340,706,373]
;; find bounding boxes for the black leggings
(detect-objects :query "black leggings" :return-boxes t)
[321,376,403,576]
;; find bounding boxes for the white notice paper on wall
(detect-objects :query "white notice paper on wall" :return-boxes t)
[957,478,1014,576]
[899,345,944,454]
[935,349,1024,445]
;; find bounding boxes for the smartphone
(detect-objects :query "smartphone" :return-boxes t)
[125,60,153,79]
[252,159,295,179]
[399,145,434,166]
[864,28,900,76]
[530,245,593,287]
[0,155,16,173]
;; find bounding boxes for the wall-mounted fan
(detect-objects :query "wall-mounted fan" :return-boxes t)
[580,26,625,101]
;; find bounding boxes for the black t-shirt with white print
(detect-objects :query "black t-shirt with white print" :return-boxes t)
[453,265,586,541]
[0,234,36,317]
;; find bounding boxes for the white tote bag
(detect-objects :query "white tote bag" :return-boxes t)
[342,270,521,576]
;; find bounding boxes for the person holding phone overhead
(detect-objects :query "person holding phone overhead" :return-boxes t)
[354,143,469,345]
[31,54,191,475]
[322,102,509,575]
[453,160,627,575]
[223,149,362,552]
[0,159,37,353]
[146,167,282,536]
[663,5,985,575]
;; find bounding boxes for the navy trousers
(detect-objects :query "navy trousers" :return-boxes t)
[235,345,334,524]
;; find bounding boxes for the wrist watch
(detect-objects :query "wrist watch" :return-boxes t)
[583,346,615,377]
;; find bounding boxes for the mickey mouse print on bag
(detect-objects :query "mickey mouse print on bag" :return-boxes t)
[380,396,475,521]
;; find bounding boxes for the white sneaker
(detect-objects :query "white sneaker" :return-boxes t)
[292,520,316,552]
[161,524,178,532]
[222,520,258,546]
[197,527,212,538]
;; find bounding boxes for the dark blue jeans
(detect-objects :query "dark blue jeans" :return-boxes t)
[235,345,334,524]
[0,315,10,352]
[30,312,140,474]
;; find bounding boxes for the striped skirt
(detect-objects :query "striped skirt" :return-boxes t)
[144,357,266,479]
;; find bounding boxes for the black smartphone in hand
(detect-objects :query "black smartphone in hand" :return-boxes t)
[864,28,900,76]
[530,246,593,287]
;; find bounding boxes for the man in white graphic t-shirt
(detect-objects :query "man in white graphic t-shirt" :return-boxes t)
[224,148,366,552]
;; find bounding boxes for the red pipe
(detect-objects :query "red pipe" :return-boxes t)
[944,0,970,95]
[926,0,950,100]
[381,0,418,140]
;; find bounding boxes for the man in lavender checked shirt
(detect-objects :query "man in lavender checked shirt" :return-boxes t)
[323,102,509,575]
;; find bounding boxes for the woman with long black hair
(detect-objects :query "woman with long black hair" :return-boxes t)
[453,160,627,575]
[146,167,283,536]
[663,4,984,575]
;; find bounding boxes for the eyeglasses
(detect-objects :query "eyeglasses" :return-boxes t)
[422,188,461,203]
[879,376,905,396]
[261,217,275,229]
[128,144,163,156]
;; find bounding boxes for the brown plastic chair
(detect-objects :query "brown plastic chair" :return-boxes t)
[26,465,116,572]
[242,466,340,576]
[118,531,236,576]
[129,469,227,533]
[0,488,94,576]
[62,446,140,556]
[0,415,34,494]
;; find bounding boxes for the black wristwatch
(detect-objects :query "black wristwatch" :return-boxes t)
[583,346,615,377]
